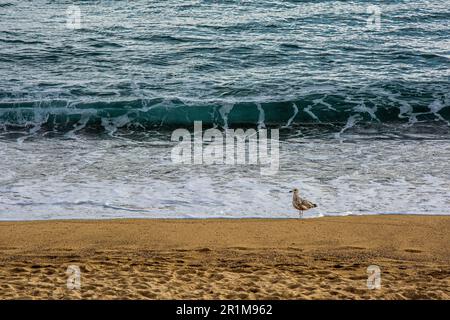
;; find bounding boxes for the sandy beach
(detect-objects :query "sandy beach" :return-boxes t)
[0,215,448,300]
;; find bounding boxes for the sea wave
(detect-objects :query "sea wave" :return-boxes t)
[0,94,448,134]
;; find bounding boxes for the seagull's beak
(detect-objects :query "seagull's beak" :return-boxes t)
[289,190,292,193]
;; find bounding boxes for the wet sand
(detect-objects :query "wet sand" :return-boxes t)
[0,215,448,299]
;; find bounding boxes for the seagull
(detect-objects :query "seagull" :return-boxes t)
[290,188,317,218]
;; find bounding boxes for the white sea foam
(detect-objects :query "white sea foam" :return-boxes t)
[0,134,449,221]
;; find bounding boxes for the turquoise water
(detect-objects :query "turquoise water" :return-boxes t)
[0,1,449,219]
[0,0,448,130]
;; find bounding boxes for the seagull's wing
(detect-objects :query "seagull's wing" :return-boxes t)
[302,199,316,208]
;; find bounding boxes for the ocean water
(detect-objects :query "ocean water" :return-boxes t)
[0,0,449,220]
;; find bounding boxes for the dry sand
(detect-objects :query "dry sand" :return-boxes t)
[0,215,448,299]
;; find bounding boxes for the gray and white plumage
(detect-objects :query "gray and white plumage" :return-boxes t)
[290,188,317,218]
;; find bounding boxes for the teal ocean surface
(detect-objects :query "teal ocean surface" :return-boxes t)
[0,1,449,219]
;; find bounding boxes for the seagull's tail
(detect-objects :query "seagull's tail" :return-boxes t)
[313,203,317,208]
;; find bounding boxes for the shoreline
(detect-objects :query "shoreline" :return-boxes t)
[0,215,449,299]
[1,212,450,223]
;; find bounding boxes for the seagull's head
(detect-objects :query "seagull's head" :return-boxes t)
[289,188,299,194]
